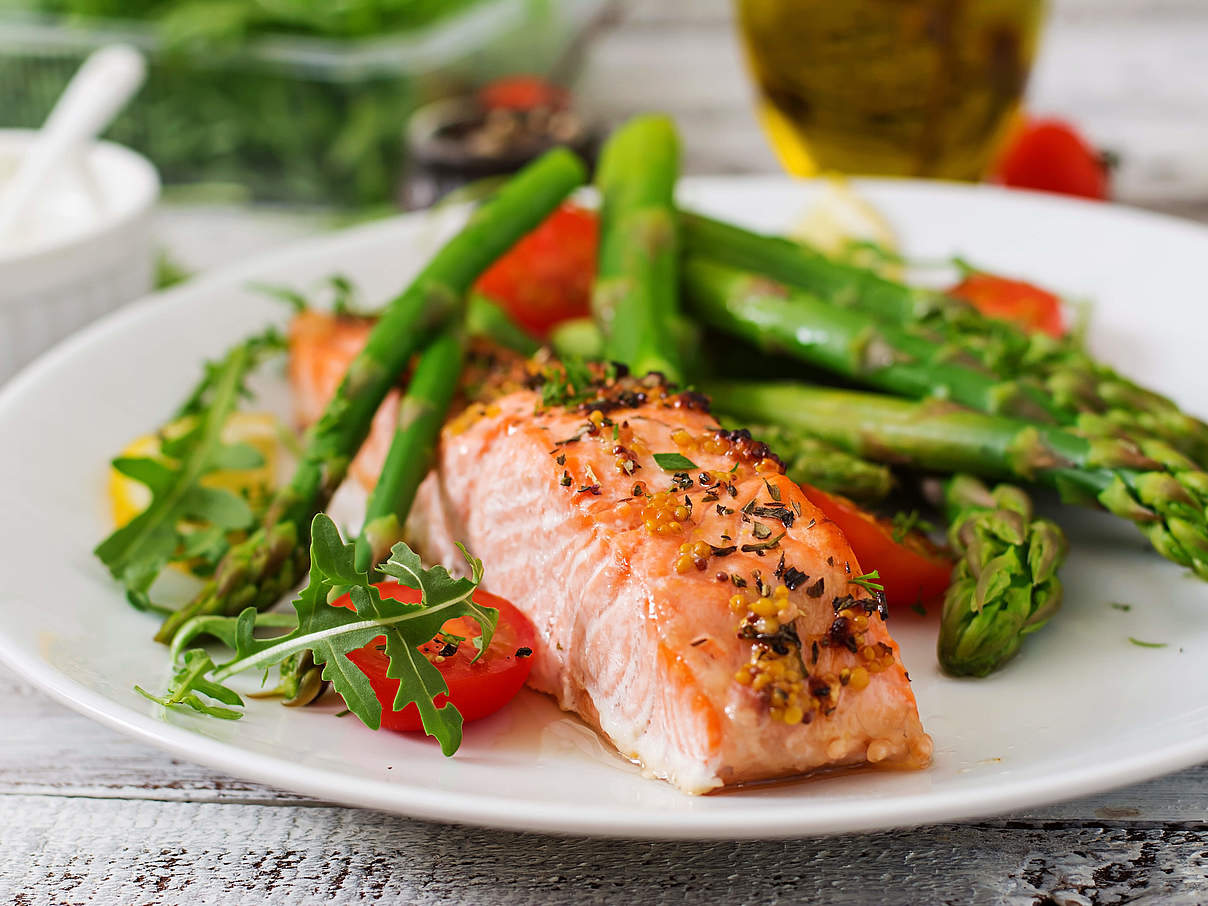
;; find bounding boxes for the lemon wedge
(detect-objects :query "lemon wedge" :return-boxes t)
[789,176,901,277]
[109,411,286,528]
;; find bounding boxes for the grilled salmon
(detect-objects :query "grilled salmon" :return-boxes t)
[289,311,932,793]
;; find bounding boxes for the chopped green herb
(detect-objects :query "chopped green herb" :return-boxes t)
[891,509,936,544]
[1128,637,1167,649]
[851,570,885,594]
[654,452,699,471]
[540,358,598,409]
[740,531,785,553]
[1110,602,1133,612]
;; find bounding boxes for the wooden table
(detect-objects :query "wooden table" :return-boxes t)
[4,1,1208,901]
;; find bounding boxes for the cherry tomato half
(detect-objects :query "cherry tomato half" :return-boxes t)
[333,582,536,732]
[993,118,1109,201]
[949,272,1066,338]
[473,202,598,338]
[801,485,953,609]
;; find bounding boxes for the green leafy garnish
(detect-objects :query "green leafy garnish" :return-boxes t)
[94,329,284,608]
[1110,602,1133,612]
[173,327,285,420]
[249,274,372,318]
[540,357,598,409]
[1128,637,1167,649]
[654,452,699,471]
[851,570,885,594]
[154,249,192,290]
[148,514,498,755]
[890,509,936,544]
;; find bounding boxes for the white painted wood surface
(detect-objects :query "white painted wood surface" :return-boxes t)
[5,0,1208,902]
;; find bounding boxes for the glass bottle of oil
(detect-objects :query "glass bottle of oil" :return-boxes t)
[736,0,1046,180]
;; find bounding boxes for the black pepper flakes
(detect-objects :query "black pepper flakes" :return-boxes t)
[805,577,826,598]
[783,567,809,591]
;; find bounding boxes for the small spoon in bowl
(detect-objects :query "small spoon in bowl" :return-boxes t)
[0,44,146,238]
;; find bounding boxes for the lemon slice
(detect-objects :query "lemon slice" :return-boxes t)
[789,176,901,277]
[109,411,287,528]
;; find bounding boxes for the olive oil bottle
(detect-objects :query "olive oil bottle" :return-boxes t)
[736,0,1045,180]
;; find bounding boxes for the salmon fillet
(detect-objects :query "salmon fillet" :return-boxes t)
[289,312,932,793]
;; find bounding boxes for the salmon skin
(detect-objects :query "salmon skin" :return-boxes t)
[290,312,932,793]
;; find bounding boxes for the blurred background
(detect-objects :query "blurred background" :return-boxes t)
[1,0,1205,331]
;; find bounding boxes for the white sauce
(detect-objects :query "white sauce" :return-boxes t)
[0,151,106,257]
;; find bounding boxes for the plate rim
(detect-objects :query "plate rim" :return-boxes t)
[3,176,1208,839]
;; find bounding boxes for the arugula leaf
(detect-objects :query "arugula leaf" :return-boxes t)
[654,452,699,471]
[94,328,286,606]
[136,650,243,720]
[173,326,285,420]
[249,274,373,319]
[146,514,498,756]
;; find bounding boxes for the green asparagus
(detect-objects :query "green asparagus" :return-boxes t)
[465,293,541,357]
[550,317,605,362]
[704,380,1208,579]
[937,475,1067,677]
[156,148,587,643]
[683,212,1208,464]
[717,417,895,502]
[592,115,686,383]
[683,257,1059,422]
[354,329,466,573]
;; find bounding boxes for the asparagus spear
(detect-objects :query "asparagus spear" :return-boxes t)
[465,293,540,356]
[354,329,465,573]
[157,148,586,643]
[717,417,894,502]
[550,317,605,362]
[936,475,1067,677]
[592,114,686,383]
[683,257,1059,422]
[703,380,1208,579]
[683,212,1208,464]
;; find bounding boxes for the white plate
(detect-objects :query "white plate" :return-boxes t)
[1,178,1207,839]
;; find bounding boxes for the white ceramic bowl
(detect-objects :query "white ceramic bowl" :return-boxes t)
[0,130,159,384]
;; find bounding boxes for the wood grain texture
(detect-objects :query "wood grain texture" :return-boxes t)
[3,795,1208,906]
[4,0,1208,901]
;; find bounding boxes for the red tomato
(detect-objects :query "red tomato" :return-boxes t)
[800,485,953,609]
[993,118,1109,201]
[949,272,1066,338]
[473,202,598,337]
[479,75,569,111]
[333,582,536,732]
